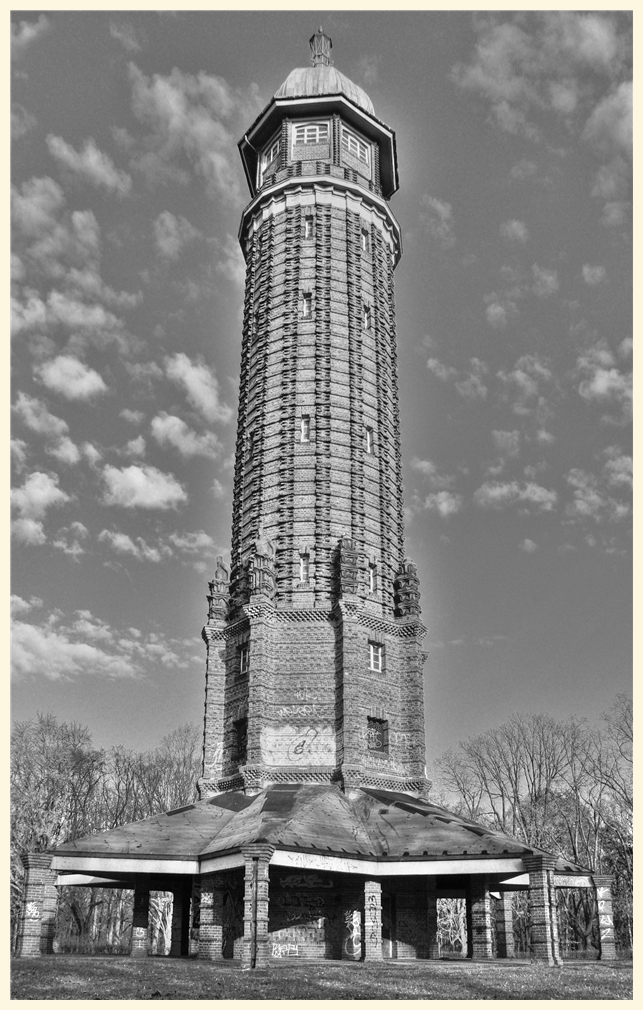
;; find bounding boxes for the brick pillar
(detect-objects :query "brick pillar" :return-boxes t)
[426,877,440,959]
[593,875,617,961]
[524,855,562,966]
[496,892,515,959]
[336,598,364,792]
[363,880,383,960]
[189,879,201,956]
[15,853,56,957]
[170,879,192,956]
[131,880,150,958]
[198,878,224,959]
[242,844,274,968]
[468,877,493,959]
[243,604,274,794]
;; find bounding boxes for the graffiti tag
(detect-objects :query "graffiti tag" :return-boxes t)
[367,892,379,943]
[280,873,333,889]
[343,909,362,958]
[272,942,299,958]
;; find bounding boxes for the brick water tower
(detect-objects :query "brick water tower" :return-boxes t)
[24,30,609,970]
[201,25,428,800]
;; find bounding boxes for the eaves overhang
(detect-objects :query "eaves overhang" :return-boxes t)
[51,846,530,881]
[239,93,399,200]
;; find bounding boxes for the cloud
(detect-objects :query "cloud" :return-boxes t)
[11,439,28,470]
[426,357,488,400]
[565,468,630,523]
[410,458,456,491]
[13,391,68,438]
[35,355,108,400]
[510,158,538,180]
[11,181,138,325]
[63,268,141,311]
[121,435,146,457]
[82,442,102,467]
[12,471,72,543]
[521,539,538,552]
[497,354,553,416]
[109,21,141,53]
[98,529,172,563]
[52,520,89,559]
[426,358,457,381]
[532,264,559,298]
[424,491,464,517]
[11,175,66,240]
[11,615,138,680]
[537,429,555,445]
[97,526,216,565]
[6,605,198,680]
[11,177,138,352]
[154,211,201,259]
[12,290,125,344]
[599,200,629,228]
[120,408,145,424]
[584,81,632,226]
[492,429,521,457]
[216,233,246,286]
[164,352,233,424]
[500,219,529,243]
[474,480,557,512]
[46,136,132,196]
[102,463,187,509]
[582,264,606,285]
[128,63,261,202]
[420,196,455,248]
[12,518,47,546]
[452,13,625,142]
[584,80,632,155]
[151,412,221,458]
[602,446,632,490]
[12,14,50,57]
[455,359,489,400]
[484,289,520,328]
[11,594,43,616]
[47,436,82,466]
[12,104,37,139]
[166,530,216,555]
[575,342,632,420]
[12,470,71,521]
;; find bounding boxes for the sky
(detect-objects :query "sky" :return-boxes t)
[11,10,632,772]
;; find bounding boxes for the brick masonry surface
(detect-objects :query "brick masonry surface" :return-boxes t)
[200,95,427,799]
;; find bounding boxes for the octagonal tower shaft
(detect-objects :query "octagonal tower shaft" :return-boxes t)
[202,37,427,798]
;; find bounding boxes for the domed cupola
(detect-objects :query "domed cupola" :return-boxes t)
[238,28,398,201]
[275,28,375,116]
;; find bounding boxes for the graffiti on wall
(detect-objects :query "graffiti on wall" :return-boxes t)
[279,873,333,889]
[275,894,326,906]
[343,909,362,958]
[596,887,614,940]
[261,725,335,766]
[367,892,379,943]
[272,942,299,957]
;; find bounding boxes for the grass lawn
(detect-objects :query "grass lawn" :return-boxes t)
[10,955,632,1000]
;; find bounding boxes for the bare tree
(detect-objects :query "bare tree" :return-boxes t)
[435,699,633,954]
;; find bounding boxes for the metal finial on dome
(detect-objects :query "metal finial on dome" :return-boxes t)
[309,26,333,67]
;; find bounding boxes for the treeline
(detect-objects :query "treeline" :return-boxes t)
[433,695,632,955]
[10,715,202,953]
[11,697,632,956]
